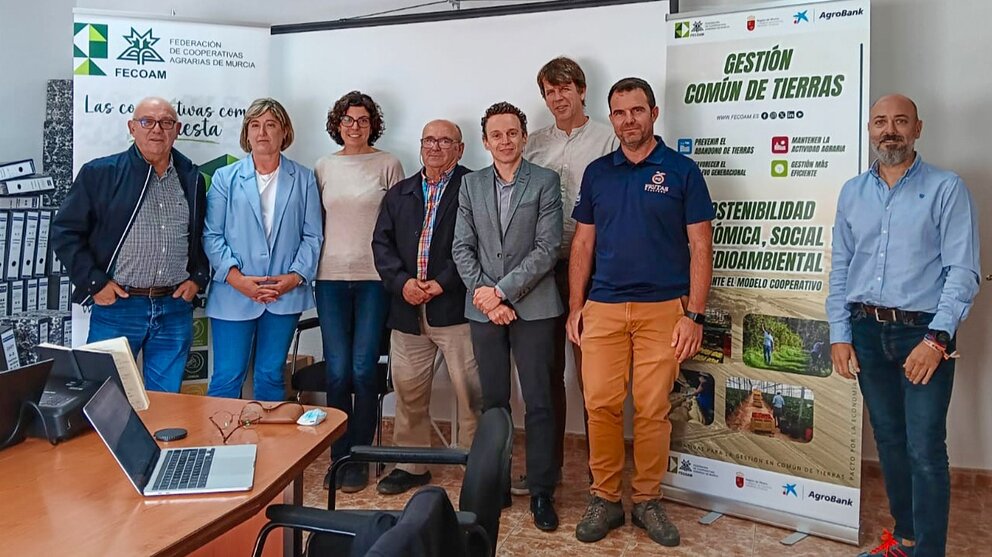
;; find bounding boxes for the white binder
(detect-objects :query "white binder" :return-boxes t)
[0,159,35,182]
[4,212,25,281]
[20,211,39,279]
[35,210,52,277]
[26,278,39,312]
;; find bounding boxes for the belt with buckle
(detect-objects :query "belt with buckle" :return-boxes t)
[853,303,923,324]
[123,285,178,297]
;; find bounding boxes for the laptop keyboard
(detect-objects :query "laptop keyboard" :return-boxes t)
[151,448,215,491]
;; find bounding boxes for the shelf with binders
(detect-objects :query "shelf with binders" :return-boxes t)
[1,156,72,364]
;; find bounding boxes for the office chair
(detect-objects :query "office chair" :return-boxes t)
[253,486,474,557]
[254,407,513,557]
[288,317,392,475]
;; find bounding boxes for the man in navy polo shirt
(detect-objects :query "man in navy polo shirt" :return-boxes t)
[566,77,714,546]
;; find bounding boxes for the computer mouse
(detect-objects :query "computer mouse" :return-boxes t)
[296,409,327,426]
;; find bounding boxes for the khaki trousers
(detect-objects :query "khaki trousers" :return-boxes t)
[581,299,681,503]
[390,309,482,475]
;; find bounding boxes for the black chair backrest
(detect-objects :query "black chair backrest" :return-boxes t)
[362,486,467,557]
[458,407,512,553]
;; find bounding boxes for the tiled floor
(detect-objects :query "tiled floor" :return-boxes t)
[301,423,991,556]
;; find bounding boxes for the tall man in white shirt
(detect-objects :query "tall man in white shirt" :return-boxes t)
[518,56,618,494]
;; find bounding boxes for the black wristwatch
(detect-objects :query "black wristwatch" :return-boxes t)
[927,329,951,348]
[684,311,706,325]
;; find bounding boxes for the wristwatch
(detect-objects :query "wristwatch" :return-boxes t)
[684,311,706,325]
[927,329,950,348]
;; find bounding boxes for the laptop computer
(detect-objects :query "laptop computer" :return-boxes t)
[83,379,257,496]
[0,359,54,450]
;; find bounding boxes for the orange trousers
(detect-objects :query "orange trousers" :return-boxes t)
[580,299,681,503]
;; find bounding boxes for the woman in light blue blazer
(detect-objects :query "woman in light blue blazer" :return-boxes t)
[203,98,323,401]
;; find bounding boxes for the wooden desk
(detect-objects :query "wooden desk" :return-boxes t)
[0,392,345,556]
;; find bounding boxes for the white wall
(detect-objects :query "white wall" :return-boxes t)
[5,0,990,469]
[0,0,74,166]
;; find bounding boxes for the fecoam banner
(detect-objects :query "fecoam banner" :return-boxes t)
[662,0,869,544]
[71,13,269,394]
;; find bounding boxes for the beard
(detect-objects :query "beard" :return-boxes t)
[871,134,912,166]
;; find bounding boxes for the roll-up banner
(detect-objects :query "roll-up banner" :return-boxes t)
[663,0,870,543]
[71,12,269,393]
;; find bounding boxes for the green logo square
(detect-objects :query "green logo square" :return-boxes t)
[192,317,209,347]
[675,21,691,39]
[771,160,789,177]
[73,22,108,76]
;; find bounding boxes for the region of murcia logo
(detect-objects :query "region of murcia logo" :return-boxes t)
[118,27,165,65]
[644,171,669,193]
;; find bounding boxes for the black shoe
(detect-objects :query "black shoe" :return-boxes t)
[377,469,432,495]
[530,494,559,532]
[341,463,369,493]
[575,495,625,543]
[323,467,345,491]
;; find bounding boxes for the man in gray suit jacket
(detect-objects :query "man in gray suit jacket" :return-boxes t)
[452,102,563,532]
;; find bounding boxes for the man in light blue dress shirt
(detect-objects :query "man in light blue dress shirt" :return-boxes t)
[826,94,980,557]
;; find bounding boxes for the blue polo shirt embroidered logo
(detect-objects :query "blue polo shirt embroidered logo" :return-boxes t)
[645,171,668,193]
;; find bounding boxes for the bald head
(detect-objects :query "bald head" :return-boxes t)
[870,94,919,120]
[128,96,181,171]
[134,96,179,120]
[868,94,922,168]
[423,119,462,142]
[421,119,465,179]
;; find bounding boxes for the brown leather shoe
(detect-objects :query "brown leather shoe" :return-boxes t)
[632,499,680,546]
[575,495,624,542]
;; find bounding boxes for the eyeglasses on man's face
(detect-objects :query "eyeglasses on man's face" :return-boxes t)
[340,115,372,128]
[420,137,459,149]
[134,117,178,130]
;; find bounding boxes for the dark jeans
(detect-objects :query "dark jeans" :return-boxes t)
[315,280,389,461]
[471,317,558,496]
[852,312,954,557]
[88,295,192,393]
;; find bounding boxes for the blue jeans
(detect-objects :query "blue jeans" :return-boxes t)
[315,280,389,460]
[207,311,301,402]
[852,312,954,557]
[88,295,193,393]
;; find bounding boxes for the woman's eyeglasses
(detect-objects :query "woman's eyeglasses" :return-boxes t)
[340,115,372,128]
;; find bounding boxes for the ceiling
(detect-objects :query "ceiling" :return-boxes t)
[74,0,556,26]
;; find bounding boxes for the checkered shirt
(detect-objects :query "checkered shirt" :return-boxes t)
[112,160,190,288]
[416,168,453,280]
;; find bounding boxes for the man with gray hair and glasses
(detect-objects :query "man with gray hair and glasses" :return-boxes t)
[52,96,209,392]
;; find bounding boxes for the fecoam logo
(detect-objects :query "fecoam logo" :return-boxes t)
[819,8,864,21]
[807,490,854,506]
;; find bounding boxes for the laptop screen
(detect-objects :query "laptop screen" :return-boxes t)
[83,380,160,492]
